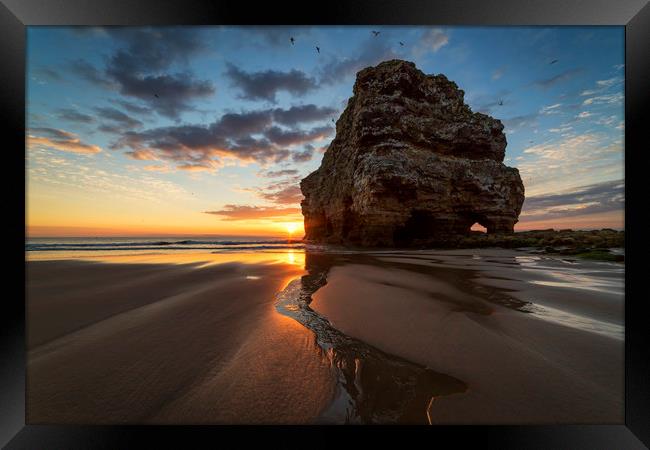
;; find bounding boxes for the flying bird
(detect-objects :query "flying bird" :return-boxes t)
[331,118,335,123]
[498,100,504,106]
[290,37,295,45]
[154,93,159,98]
[399,41,404,46]
[316,46,320,54]
[550,59,558,64]
[372,31,380,37]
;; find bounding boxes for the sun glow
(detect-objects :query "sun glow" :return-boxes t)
[286,223,298,234]
[284,221,303,238]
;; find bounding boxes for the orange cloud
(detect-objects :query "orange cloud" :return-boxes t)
[204,205,302,221]
[125,149,158,160]
[515,210,624,231]
[27,130,101,154]
[142,164,170,172]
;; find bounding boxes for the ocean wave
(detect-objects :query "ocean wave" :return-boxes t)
[26,239,301,251]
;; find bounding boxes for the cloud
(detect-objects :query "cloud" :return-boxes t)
[29,155,189,204]
[468,89,511,115]
[292,144,314,162]
[549,125,573,133]
[319,36,397,85]
[142,164,170,172]
[70,59,113,87]
[94,106,143,128]
[109,99,153,116]
[502,113,540,134]
[243,172,304,205]
[114,107,335,170]
[225,64,318,102]
[204,205,301,220]
[520,179,624,221]
[177,162,222,172]
[29,127,76,140]
[491,67,505,81]
[69,28,214,119]
[245,26,312,47]
[576,111,593,119]
[596,77,622,87]
[578,76,623,98]
[539,103,562,115]
[108,71,214,119]
[533,68,583,89]
[56,108,95,124]
[258,184,304,204]
[582,93,623,106]
[264,125,333,147]
[28,128,102,154]
[260,169,299,177]
[517,133,623,196]
[98,124,124,134]
[272,104,337,125]
[125,149,158,160]
[413,28,449,56]
[34,67,63,82]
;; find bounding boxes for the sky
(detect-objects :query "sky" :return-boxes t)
[26,26,624,237]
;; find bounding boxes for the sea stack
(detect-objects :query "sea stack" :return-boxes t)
[300,59,525,246]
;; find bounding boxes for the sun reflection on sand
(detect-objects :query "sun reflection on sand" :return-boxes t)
[27,249,307,268]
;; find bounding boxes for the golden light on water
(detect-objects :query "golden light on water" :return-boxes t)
[281,249,305,267]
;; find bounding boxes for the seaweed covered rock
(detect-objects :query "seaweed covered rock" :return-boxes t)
[301,59,525,246]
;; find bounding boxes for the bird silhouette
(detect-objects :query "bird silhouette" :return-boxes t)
[498,100,504,106]
[550,59,558,64]
[290,37,295,45]
[316,46,320,54]
[154,93,159,98]
[399,41,404,46]
[372,31,380,37]
[331,118,335,123]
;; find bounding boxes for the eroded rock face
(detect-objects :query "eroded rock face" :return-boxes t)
[301,60,525,247]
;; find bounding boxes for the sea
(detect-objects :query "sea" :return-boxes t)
[26,236,304,259]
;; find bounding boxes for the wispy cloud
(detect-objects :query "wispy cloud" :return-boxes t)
[533,68,583,89]
[413,28,449,56]
[27,128,102,154]
[539,103,562,115]
[319,36,398,85]
[56,108,95,124]
[582,93,623,106]
[491,67,505,81]
[521,179,623,221]
[518,133,623,196]
[204,205,301,220]
[94,106,143,128]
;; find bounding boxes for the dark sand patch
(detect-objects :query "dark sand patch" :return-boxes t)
[27,257,334,424]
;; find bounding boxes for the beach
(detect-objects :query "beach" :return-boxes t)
[26,245,624,424]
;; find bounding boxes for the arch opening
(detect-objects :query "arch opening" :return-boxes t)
[470,222,487,233]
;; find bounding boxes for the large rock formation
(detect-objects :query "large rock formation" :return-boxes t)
[300,60,525,247]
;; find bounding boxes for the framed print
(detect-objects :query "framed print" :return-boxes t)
[1,0,649,447]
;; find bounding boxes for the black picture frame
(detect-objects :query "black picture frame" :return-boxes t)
[2,0,649,447]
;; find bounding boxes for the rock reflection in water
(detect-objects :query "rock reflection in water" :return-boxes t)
[275,252,467,424]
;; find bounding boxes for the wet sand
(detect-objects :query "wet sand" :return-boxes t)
[27,248,624,424]
[27,253,335,424]
[307,249,624,424]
